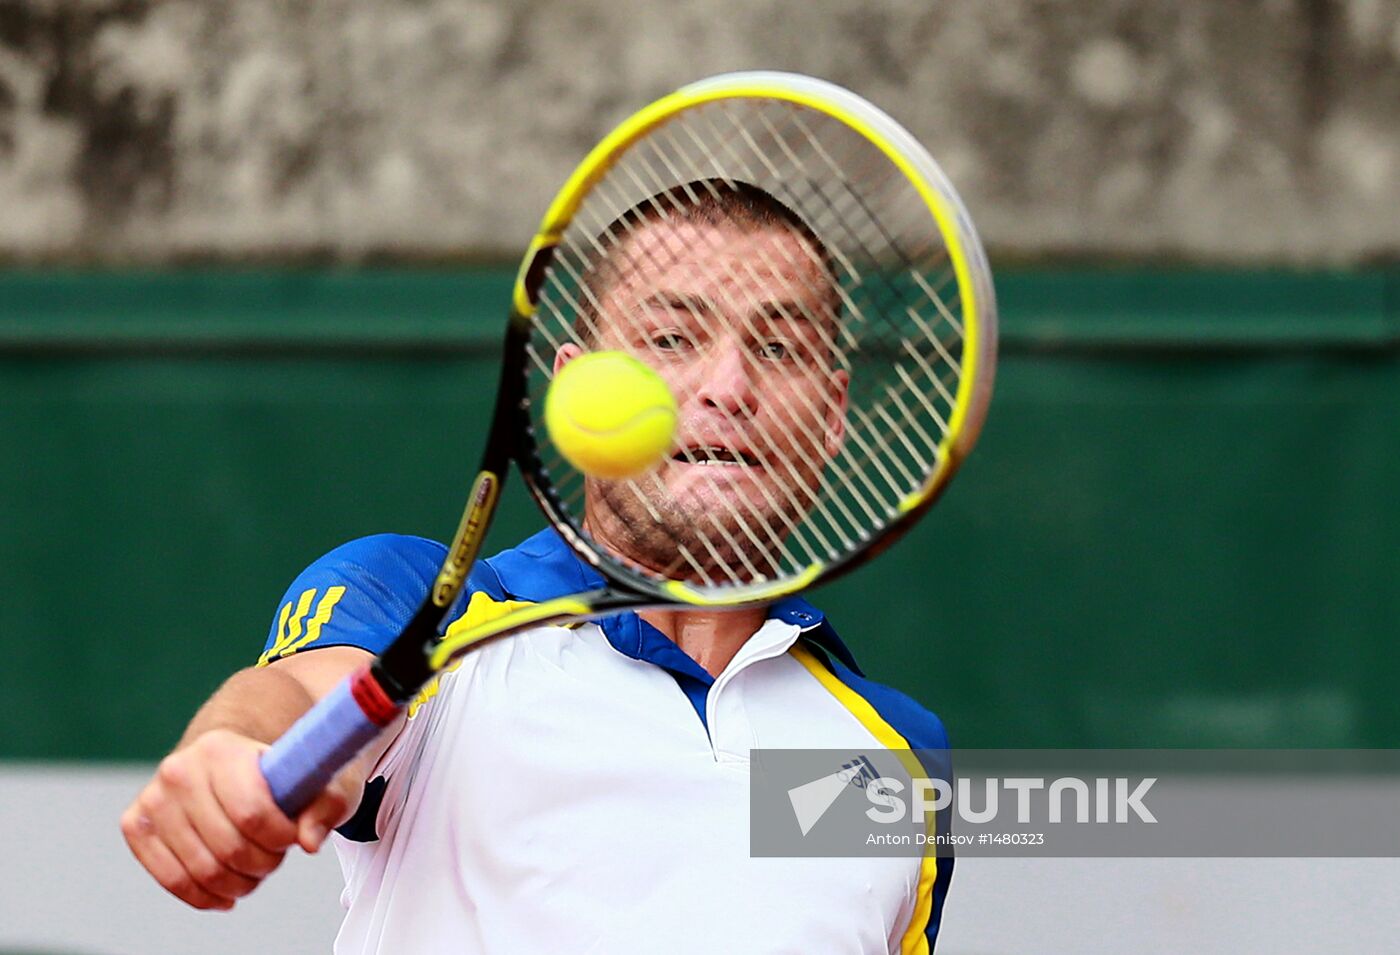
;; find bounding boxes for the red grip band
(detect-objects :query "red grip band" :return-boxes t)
[349,668,401,727]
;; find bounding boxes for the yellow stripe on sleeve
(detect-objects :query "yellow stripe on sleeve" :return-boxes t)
[283,586,346,656]
[256,586,346,666]
[255,599,295,667]
[257,588,314,667]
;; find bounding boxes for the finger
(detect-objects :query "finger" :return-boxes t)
[293,761,366,854]
[170,802,264,900]
[209,745,301,854]
[121,805,233,911]
[193,774,286,880]
[141,777,262,902]
[297,784,353,854]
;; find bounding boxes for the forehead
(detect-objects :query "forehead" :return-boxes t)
[600,218,830,302]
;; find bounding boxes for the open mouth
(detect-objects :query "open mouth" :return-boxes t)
[673,445,761,467]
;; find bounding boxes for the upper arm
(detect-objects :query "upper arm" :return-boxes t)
[265,645,374,699]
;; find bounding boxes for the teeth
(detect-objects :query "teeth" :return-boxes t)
[680,446,754,466]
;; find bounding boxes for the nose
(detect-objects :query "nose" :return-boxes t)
[695,336,758,419]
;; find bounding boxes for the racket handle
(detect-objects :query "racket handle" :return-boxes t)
[260,667,402,818]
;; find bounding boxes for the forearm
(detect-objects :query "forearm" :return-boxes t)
[175,647,397,798]
[179,665,316,749]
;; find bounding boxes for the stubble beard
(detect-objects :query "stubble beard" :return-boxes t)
[586,474,803,584]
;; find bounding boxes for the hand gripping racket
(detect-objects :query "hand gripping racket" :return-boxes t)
[259,71,998,817]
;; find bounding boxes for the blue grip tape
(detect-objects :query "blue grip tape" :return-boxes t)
[260,680,386,818]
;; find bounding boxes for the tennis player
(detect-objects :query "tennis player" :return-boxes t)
[122,182,955,953]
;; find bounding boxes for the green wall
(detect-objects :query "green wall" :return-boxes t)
[2,270,1396,759]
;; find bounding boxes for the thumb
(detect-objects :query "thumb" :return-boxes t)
[296,782,355,854]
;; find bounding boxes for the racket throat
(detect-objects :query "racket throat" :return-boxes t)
[373,607,448,703]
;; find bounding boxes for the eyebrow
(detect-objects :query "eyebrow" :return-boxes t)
[636,290,818,323]
[637,291,713,315]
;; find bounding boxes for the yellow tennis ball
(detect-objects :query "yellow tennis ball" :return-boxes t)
[545,351,678,479]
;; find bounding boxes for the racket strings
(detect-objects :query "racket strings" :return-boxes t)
[537,259,846,579]
[689,103,966,471]
[695,104,962,496]
[778,203,961,502]
[533,186,845,572]
[615,112,956,511]
[559,164,850,497]
[566,169,882,561]
[537,150,940,565]
[604,169,880,539]
[626,107,958,482]
[760,172,960,469]
[615,254,844,576]
[526,96,970,589]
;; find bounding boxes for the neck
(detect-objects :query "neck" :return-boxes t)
[639,606,768,677]
[582,511,766,677]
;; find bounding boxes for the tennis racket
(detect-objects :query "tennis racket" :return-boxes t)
[259,70,998,818]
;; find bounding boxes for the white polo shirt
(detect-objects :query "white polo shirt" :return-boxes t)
[260,529,952,954]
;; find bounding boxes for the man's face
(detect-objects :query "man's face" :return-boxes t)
[555,217,849,582]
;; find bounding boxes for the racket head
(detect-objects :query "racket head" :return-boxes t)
[506,71,997,608]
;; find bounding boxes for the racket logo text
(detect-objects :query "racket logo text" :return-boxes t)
[432,472,501,607]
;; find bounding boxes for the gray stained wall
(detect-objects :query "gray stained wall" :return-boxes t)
[1,0,1398,265]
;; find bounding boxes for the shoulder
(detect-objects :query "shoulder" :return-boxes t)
[472,526,603,603]
[261,528,587,664]
[799,640,951,751]
[784,598,950,750]
[260,534,447,664]
[279,533,450,616]
[308,532,446,574]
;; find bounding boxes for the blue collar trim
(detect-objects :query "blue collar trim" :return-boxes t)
[596,612,714,685]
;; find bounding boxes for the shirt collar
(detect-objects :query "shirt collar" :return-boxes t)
[482,527,864,675]
[766,594,863,675]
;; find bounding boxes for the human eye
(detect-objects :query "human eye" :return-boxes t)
[758,336,817,365]
[649,330,694,353]
[757,339,792,361]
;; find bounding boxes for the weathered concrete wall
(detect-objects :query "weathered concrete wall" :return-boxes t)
[1,0,1397,264]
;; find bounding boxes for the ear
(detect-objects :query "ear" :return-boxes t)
[824,369,850,458]
[553,343,584,376]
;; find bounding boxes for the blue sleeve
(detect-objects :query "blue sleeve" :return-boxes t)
[257,534,447,665]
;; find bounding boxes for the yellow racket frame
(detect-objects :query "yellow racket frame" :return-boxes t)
[514,71,995,609]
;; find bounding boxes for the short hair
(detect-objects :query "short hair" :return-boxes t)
[574,179,838,345]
